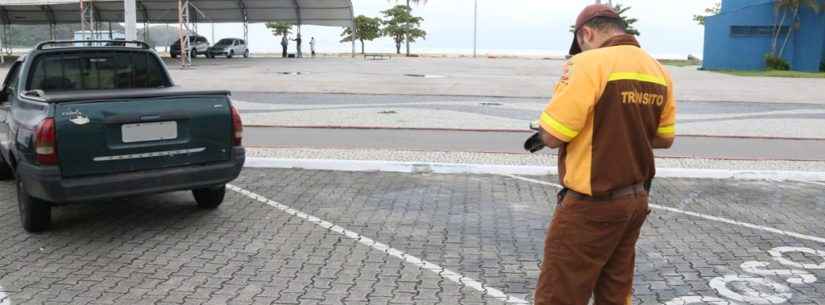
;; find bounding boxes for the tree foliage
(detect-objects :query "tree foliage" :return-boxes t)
[694,2,721,26]
[381,5,426,56]
[341,15,383,54]
[265,22,293,38]
[568,3,640,36]
[772,0,822,58]
[613,4,640,36]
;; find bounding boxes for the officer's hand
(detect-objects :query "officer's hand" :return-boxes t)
[524,132,546,153]
[529,120,541,131]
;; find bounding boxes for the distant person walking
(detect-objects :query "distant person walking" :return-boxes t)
[310,37,317,57]
[281,35,289,58]
[294,33,303,58]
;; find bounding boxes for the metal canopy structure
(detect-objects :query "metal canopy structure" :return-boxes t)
[0,0,356,65]
[0,0,355,26]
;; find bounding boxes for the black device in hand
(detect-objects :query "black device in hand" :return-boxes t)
[524,121,546,153]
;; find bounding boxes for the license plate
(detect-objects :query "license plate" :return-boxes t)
[122,121,178,143]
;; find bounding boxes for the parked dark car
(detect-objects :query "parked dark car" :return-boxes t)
[0,40,245,232]
[170,35,209,58]
[207,38,249,58]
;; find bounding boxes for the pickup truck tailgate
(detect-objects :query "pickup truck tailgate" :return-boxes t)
[55,95,233,178]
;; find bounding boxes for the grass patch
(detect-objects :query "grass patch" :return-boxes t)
[716,70,825,78]
[659,59,700,67]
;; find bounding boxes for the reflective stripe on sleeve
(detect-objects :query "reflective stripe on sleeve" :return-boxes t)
[657,124,675,136]
[540,112,579,140]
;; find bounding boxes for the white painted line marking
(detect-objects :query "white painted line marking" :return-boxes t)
[500,174,564,189]
[649,204,825,244]
[227,184,529,305]
[0,286,9,305]
[501,175,825,245]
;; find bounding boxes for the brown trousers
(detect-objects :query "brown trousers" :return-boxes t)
[534,191,650,305]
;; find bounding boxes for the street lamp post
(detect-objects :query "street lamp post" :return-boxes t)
[473,0,477,58]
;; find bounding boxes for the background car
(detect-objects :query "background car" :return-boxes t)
[207,38,249,58]
[170,35,209,58]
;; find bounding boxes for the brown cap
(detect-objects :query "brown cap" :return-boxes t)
[569,4,621,56]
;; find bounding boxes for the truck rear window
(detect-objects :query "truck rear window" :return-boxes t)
[27,51,171,92]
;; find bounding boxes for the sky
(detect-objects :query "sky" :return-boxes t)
[200,0,719,59]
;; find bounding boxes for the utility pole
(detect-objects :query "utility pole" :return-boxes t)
[473,0,477,58]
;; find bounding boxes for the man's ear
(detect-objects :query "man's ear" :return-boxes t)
[579,26,593,46]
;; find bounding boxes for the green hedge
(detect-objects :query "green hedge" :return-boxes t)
[764,53,790,71]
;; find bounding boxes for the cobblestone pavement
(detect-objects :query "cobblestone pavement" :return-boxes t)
[1,169,824,304]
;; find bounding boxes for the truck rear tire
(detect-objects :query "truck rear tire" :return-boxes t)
[17,180,51,233]
[193,186,225,209]
[0,154,12,180]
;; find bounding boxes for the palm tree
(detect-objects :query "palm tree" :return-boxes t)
[774,0,821,58]
[389,0,428,56]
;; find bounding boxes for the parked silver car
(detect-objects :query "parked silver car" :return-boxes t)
[207,38,249,58]
[170,35,210,58]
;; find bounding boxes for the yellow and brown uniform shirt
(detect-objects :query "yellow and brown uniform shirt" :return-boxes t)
[540,35,676,196]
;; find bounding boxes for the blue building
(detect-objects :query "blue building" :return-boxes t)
[703,0,825,72]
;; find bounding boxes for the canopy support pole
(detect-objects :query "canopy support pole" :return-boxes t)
[41,5,56,40]
[178,0,192,68]
[125,0,137,40]
[0,8,6,63]
[0,25,4,64]
[138,1,151,42]
[80,0,95,41]
[238,0,249,50]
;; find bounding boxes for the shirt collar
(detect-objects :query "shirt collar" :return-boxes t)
[600,34,640,49]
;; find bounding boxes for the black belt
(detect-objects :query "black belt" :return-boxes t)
[559,181,649,202]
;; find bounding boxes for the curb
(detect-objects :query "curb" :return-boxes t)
[244,158,825,182]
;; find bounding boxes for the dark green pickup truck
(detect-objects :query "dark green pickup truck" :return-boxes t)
[0,41,245,232]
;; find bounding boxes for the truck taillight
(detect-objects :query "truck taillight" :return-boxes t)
[35,117,58,165]
[230,106,243,146]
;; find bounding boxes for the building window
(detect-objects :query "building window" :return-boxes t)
[731,26,788,37]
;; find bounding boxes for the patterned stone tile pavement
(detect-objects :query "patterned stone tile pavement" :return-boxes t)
[0,168,823,304]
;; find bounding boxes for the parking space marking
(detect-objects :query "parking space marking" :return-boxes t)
[0,286,8,305]
[502,175,825,245]
[227,184,530,305]
[500,174,564,189]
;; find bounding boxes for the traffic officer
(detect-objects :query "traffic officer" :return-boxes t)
[533,4,676,305]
